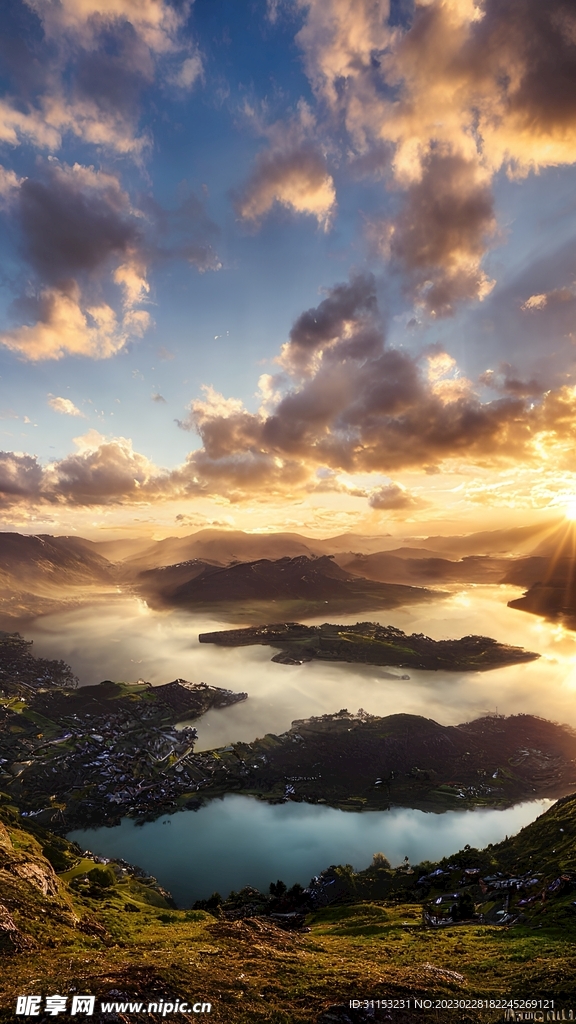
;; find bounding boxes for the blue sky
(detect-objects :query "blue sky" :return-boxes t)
[1,0,576,538]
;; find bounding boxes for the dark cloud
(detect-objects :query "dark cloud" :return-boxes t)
[285,272,381,371]
[479,365,545,398]
[72,18,154,122]
[176,276,573,495]
[18,164,140,286]
[467,0,576,137]
[0,452,44,497]
[19,167,138,286]
[388,152,496,315]
[295,0,576,316]
[4,273,576,509]
[139,191,221,272]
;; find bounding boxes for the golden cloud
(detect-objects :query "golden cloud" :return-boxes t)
[295,0,576,313]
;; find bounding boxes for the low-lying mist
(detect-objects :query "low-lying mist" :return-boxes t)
[21,585,576,750]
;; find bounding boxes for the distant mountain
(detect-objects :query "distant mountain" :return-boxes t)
[0,533,115,585]
[114,529,328,575]
[0,533,117,622]
[0,521,567,625]
[506,522,576,624]
[402,520,561,558]
[135,553,441,617]
[336,551,512,585]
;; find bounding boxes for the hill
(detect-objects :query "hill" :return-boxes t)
[0,533,117,622]
[134,554,441,619]
[0,632,247,831]
[182,710,576,813]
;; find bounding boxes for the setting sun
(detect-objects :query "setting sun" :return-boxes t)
[566,502,576,521]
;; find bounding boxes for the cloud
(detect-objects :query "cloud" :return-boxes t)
[521,285,576,312]
[6,1,201,159]
[0,452,44,498]
[49,430,161,504]
[0,162,218,361]
[25,0,188,53]
[0,165,25,206]
[386,151,496,315]
[151,392,166,403]
[368,482,422,511]
[6,275,576,510]
[235,100,336,229]
[0,98,62,151]
[172,276,576,498]
[168,53,203,90]
[280,272,381,374]
[0,430,163,507]
[294,0,576,314]
[0,285,150,361]
[48,395,85,417]
[236,143,336,228]
[0,162,151,360]
[17,162,141,285]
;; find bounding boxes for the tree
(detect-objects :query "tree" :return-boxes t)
[269,879,287,898]
[372,853,391,869]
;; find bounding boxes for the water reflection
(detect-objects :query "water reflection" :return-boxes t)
[24,585,576,750]
[68,795,553,907]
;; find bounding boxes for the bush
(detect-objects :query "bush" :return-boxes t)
[453,892,476,920]
[87,866,115,888]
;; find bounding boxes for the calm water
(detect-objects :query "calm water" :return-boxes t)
[25,585,576,749]
[68,795,553,907]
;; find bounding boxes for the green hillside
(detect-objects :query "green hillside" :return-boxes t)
[1,793,576,1022]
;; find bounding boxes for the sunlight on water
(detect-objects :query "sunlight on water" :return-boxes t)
[25,585,576,749]
[68,795,553,907]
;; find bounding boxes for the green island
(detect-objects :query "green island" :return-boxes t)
[2,788,576,1022]
[0,632,247,831]
[199,621,540,671]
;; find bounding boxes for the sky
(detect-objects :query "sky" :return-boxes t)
[1,0,576,539]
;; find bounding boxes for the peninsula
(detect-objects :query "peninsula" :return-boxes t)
[199,620,539,671]
[0,632,247,831]
[176,710,576,814]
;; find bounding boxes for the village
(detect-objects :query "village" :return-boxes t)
[0,631,248,830]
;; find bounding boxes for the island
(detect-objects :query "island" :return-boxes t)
[0,632,247,831]
[199,620,539,671]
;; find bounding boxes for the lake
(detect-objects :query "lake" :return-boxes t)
[23,584,575,900]
[25,584,576,750]
[68,794,553,907]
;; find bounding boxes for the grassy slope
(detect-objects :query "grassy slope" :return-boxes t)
[2,795,576,1021]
